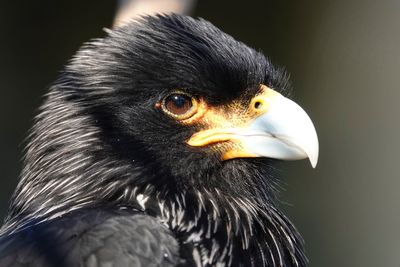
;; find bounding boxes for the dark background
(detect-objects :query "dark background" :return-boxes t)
[1,1,399,266]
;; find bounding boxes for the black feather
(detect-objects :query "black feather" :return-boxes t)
[0,208,180,267]
[1,14,306,266]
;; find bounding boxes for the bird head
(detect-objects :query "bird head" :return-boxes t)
[68,15,318,197]
[6,14,318,228]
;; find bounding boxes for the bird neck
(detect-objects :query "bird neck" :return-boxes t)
[140,188,307,267]
[2,90,307,266]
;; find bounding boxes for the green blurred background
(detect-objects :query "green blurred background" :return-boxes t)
[1,1,399,266]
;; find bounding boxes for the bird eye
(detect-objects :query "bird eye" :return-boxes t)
[161,92,198,120]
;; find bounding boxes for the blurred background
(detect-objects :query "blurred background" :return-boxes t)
[1,0,399,266]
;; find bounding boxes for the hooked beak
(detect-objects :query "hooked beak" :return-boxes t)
[187,86,319,168]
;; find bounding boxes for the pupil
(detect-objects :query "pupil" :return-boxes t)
[173,95,186,107]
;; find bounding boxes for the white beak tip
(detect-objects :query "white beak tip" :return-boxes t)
[306,140,319,168]
[305,138,319,168]
[310,157,318,168]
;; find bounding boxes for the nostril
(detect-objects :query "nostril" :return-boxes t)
[254,101,263,109]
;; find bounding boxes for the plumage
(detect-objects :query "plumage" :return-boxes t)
[0,14,316,266]
[0,209,179,267]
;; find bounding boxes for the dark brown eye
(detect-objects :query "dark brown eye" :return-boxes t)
[161,93,198,120]
[165,94,192,114]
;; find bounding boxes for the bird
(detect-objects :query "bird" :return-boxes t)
[0,14,318,267]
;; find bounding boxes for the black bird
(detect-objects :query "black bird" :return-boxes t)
[0,15,318,267]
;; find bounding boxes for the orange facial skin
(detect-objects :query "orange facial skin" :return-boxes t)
[157,85,280,161]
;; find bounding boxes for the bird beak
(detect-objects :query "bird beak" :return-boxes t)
[187,85,319,168]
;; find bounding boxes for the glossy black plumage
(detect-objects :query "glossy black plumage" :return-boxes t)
[0,209,179,266]
[0,15,306,266]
